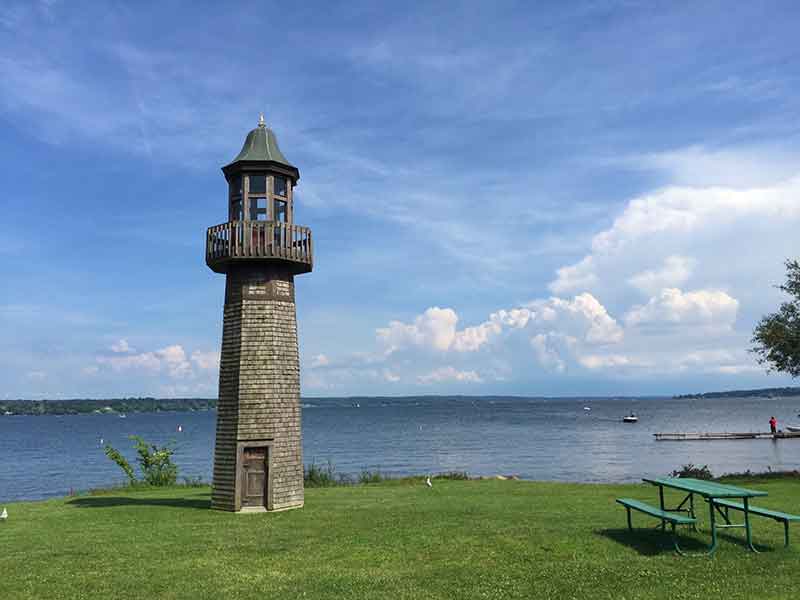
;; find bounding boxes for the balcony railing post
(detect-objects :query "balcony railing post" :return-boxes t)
[268,222,274,258]
[207,221,312,268]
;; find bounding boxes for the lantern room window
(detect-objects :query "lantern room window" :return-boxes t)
[231,198,243,221]
[250,198,268,221]
[249,175,267,195]
[274,199,287,223]
[274,175,287,197]
[229,174,242,197]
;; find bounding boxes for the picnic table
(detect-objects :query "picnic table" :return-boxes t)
[641,477,767,555]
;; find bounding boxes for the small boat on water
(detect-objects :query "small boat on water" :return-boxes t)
[623,414,638,423]
[786,425,800,433]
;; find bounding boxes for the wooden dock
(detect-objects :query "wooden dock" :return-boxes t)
[654,431,800,441]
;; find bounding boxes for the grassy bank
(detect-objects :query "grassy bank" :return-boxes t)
[2,478,799,599]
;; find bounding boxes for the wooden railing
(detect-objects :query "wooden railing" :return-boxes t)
[206,221,313,268]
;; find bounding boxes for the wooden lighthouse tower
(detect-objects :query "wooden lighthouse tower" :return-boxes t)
[206,115,312,512]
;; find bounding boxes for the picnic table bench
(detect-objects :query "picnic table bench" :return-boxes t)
[616,498,697,555]
[711,498,800,547]
[617,478,778,555]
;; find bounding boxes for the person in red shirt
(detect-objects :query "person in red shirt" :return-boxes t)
[769,416,777,434]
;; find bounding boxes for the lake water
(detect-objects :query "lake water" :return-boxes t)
[2,395,800,502]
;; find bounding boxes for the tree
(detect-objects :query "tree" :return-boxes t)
[751,259,800,377]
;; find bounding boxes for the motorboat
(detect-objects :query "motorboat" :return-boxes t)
[786,425,800,433]
[623,414,638,423]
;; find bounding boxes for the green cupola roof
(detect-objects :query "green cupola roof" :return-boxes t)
[225,114,297,173]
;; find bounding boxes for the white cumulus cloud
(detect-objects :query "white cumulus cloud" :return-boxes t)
[625,288,739,328]
[97,344,212,379]
[377,307,458,353]
[313,161,800,388]
[191,350,220,371]
[628,255,694,295]
[110,339,134,353]
[417,366,482,384]
[549,177,800,301]
[578,354,633,370]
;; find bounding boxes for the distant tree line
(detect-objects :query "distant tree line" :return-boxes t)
[0,397,217,416]
[673,387,800,400]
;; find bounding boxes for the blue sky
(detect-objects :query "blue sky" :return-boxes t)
[2,1,800,398]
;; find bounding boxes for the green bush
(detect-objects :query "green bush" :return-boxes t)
[305,461,471,487]
[718,468,800,482]
[104,435,178,487]
[181,476,205,487]
[671,463,714,480]
[358,470,385,484]
[304,461,341,487]
[433,471,470,481]
[104,444,136,484]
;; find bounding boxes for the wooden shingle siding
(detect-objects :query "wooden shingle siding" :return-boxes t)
[211,265,304,512]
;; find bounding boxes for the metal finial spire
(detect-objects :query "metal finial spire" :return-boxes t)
[258,113,265,128]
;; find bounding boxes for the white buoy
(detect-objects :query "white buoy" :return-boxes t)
[177,425,183,433]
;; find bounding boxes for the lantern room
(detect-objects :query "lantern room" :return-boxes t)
[206,115,312,275]
[222,115,300,225]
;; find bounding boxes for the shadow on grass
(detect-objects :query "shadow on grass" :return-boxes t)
[715,530,774,552]
[597,528,710,556]
[68,495,211,511]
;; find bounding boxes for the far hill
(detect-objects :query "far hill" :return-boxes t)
[0,397,216,416]
[674,387,800,400]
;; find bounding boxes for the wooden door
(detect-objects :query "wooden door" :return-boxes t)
[241,447,267,509]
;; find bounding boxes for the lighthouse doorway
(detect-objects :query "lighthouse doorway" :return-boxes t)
[240,446,268,509]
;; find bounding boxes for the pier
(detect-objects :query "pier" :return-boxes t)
[654,431,800,441]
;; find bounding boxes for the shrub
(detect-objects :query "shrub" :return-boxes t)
[434,471,470,481]
[358,470,385,484]
[718,468,800,482]
[304,462,471,487]
[104,435,178,487]
[671,463,714,480]
[131,435,178,486]
[104,444,136,484]
[181,476,206,487]
[304,461,340,487]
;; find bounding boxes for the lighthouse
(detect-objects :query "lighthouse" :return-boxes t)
[206,115,313,512]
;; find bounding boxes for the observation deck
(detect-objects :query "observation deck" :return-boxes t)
[206,220,313,274]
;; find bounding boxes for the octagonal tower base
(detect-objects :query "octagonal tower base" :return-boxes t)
[211,263,304,512]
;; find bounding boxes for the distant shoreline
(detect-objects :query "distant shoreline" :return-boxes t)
[0,397,217,416]
[2,386,800,416]
[672,386,800,400]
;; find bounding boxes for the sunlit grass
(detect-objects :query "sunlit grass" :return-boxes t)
[2,478,798,599]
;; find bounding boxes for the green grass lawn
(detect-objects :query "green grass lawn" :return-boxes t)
[2,478,798,599]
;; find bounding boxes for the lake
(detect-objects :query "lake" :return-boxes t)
[2,395,800,502]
